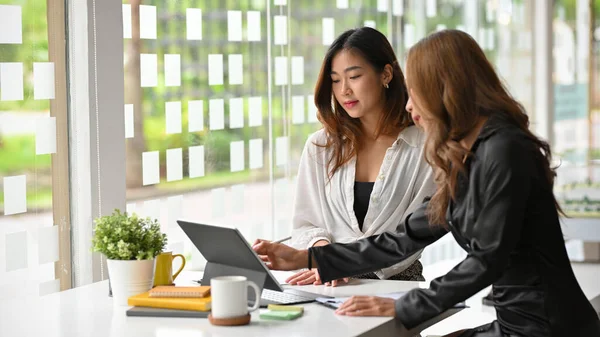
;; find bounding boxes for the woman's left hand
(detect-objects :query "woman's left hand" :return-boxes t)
[335,296,396,317]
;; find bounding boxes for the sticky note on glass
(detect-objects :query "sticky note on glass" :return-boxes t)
[189,145,205,178]
[336,0,349,9]
[140,54,158,87]
[0,5,22,44]
[364,20,376,29]
[209,99,225,130]
[229,97,244,129]
[276,137,288,167]
[38,226,59,265]
[292,95,305,124]
[377,0,388,12]
[167,195,183,228]
[3,175,27,215]
[274,56,288,86]
[1,62,24,101]
[393,0,404,17]
[188,100,204,132]
[143,199,160,222]
[227,11,242,42]
[322,18,335,46]
[125,104,134,138]
[231,184,245,214]
[230,141,245,172]
[291,57,304,85]
[307,95,318,123]
[249,138,263,169]
[247,11,261,41]
[139,5,157,39]
[426,0,437,18]
[165,101,182,134]
[36,117,56,155]
[248,97,263,127]
[122,4,132,38]
[404,23,415,49]
[274,16,287,45]
[212,188,226,218]
[5,231,28,271]
[274,0,287,5]
[228,54,243,85]
[208,54,224,86]
[142,151,160,185]
[33,63,55,100]
[186,8,202,40]
[166,148,183,182]
[165,54,181,87]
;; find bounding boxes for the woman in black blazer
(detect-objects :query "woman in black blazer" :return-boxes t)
[253,30,600,337]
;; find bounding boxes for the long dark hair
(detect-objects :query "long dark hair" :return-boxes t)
[405,29,561,225]
[314,27,412,179]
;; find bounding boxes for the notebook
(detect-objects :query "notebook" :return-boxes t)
[128,291,211,311]
[316,292,467,310]
[126,306,210,318]
[149,286,210,298]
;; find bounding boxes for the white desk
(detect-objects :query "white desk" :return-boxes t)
[0,271,461,337]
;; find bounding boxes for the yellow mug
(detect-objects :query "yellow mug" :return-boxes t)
[153,252,186,286]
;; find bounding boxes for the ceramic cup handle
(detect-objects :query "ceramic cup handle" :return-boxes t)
[247,281,261,312]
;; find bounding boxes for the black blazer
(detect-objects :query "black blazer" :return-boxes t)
[311,115,600,337]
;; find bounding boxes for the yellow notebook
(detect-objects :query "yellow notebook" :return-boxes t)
[128,291,211,311]
[149,286,211,298]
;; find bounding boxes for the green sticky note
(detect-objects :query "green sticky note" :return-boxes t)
[259,310,303,320]
[267,304,304,313]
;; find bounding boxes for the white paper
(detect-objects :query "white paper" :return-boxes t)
[0,5,22,44]
[247,11,261,41]
[274,0,287,5]
[186,8,202,40]
[275,56,288,86]
[167,195,183,228]
[228,54,243,85]
[140,54,158,87]
[143,199,160,222]
[165,101,182,134]
[274,178,289,205]
[209,99,225,130]
[436,24,447,32]
[307,95,318,123]
[322,18,335,46]
[125,104,134,138]
[291,56,304,85]
[122,4,132,38]
[249,138,263,169]
[36,117,56,155]
[274,16,287,45]
[126,203,137,216]
[292,95,305,124]
[392,0,404,16]
[229,97,244,129]
[1,62,24,101]
[33,63,55,100]
[230,141,245,172]
[212,188,226,218]
[248,96,263,127]
[486,0,494,23]
[38,226,59,265]
[164,54,181,87]
[276,137,288,167]
[227,11,242,42]
[5,231,27,271]
[404,24,415,49]
[188,100,204,132]
[426,0,437,18]
[364,20,376,28]
[478,28,487,49]
[337,0,349,9]
[142,151,160,185]
[231,184,245,214]
[39,279,60,296]
[456,25,466,32]
[166,148,183,182]
[188,145,205,178]
[139,5,157,39]
[3,175,27,215]
[208,54,224,86]
[377,0,388,12]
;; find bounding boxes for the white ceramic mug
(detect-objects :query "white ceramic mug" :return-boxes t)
[210,276,261,318]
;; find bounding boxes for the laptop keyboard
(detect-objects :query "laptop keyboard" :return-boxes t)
[261,289,313,304]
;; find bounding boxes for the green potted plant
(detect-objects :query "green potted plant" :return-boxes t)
[92,209,167,305]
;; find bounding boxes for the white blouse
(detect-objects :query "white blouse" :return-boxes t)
[291,126,436,279]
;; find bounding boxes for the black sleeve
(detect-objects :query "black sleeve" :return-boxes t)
[395,136,535,329]
[312,200,448,282]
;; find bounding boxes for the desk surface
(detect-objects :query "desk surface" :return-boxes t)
[0,271,460,337]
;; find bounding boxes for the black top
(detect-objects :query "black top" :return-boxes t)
[311,114,600,336]
[353,181,374,231]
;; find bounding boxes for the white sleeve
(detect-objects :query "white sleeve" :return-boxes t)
[290,136,332,249]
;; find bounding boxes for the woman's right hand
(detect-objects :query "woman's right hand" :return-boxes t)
[252,239,308,271]
[286,268,349,287]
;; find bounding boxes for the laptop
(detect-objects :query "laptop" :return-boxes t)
[177,220,332,307]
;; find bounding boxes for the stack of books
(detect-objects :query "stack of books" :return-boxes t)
[127,286,211,318]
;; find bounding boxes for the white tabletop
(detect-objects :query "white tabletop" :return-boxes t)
[0,271,461,337]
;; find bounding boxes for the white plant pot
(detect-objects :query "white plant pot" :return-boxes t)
[107,258,155,306]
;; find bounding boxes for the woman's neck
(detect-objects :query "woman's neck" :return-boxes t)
[360,110,386,140]
[459,116,489,150]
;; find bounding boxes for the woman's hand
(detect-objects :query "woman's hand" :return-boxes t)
[252,239,307,271]
[335,296,396,317]
[286,268,349,286]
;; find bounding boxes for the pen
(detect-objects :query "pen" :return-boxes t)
[273,236,292,244]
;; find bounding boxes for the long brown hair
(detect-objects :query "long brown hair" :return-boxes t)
[405,29,561,225]
[314,27,412,179]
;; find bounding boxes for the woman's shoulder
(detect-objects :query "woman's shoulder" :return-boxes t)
[397,125,427,148]
[304,129,330,150]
